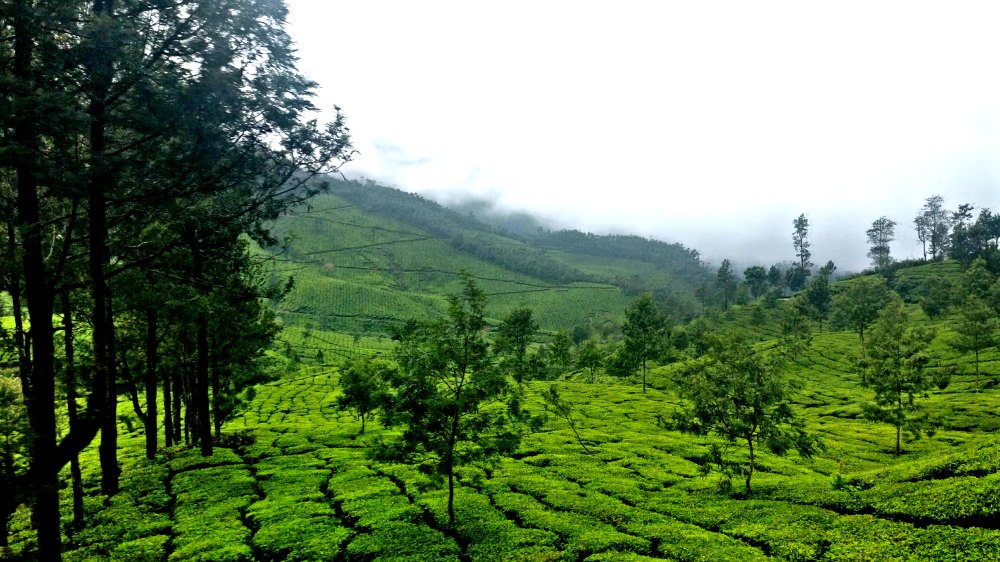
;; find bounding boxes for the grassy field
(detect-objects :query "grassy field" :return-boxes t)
[10,300,1000,561]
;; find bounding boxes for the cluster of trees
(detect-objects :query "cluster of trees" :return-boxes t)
[0,1,350,558]
[863,195,1000,275]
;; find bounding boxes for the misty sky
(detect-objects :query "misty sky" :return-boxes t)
[284,1,1000,272]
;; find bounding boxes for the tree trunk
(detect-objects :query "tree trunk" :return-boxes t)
[172,370,182,445]
[62,294,85,530]
[163,368,173,448]
[746,438,755,495]
[193,245,213,456]
[102,301,119,494]
[975,348,981,390]
[447,466,455,527]
[895,392,902,456]
[13,2,63,556]
[145,309,158,459]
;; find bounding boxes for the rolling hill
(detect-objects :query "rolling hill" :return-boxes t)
[262,177,713,362]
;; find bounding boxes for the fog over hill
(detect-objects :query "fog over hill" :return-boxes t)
[357,177,999,275]
[288,2,1000,274]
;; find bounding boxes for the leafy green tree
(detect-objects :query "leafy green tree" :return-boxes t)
[623,293,666,393]
[495,308,539,384]
[744,266,768,300]
[858,296,937,455]
[336,355,392,434]
[383,275,529,525]
[542,385,590,454]
[674,331,821,494]
[866,216,897,272]
[576,339,604,382]
[832,277,893,346]
[0,377,26,548]
[950,295,998,390]
[962,257,993,300]
[917,276,955,319]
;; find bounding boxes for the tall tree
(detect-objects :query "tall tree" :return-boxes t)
[950,295,997,390]
[790,213,812,291]
[2,1,352,555]
[674,331,820,494]
[715,259,738,309]
[866,216,897,272]
[622,293,665,393]
[383,275,530,526]
[858,296,937,455]
[919,195,951,260]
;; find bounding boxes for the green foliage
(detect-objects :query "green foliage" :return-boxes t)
[576,339,604,382]
[917,275,956,318]
[832,276,893,345]
[803,273,832,330]
[622,293,666,393]
[547,330,573,376]
[859,296,937,455]
[495,308,539,384]
[743,266,768,300]
[866,215,897,271]
[382,275,532,524]
[336,355,392,433]
[950,295,999,389]
[673,331,821,494]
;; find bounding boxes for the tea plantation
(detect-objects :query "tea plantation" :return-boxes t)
[8,312,1000,561]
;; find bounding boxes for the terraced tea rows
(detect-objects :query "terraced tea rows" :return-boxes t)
[24,346,997,562]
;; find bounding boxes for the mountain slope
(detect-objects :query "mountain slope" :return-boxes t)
[262,178,712,359]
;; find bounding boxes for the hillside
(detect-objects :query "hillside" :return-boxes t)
[10,261,1000,560]
[263,177,712,361]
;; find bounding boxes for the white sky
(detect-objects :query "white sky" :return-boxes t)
[284,1,1000,272]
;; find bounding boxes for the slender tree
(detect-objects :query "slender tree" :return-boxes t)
[790,214,812,291]
[383,275,531,525]
[542,385,591,454]
[576,339,604,382]
[623,293,666,393]
[336,355,391,434]
[858,296,936,455]
[919,195,951,260]
[715,259,738,309]
[950,295,998,390]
